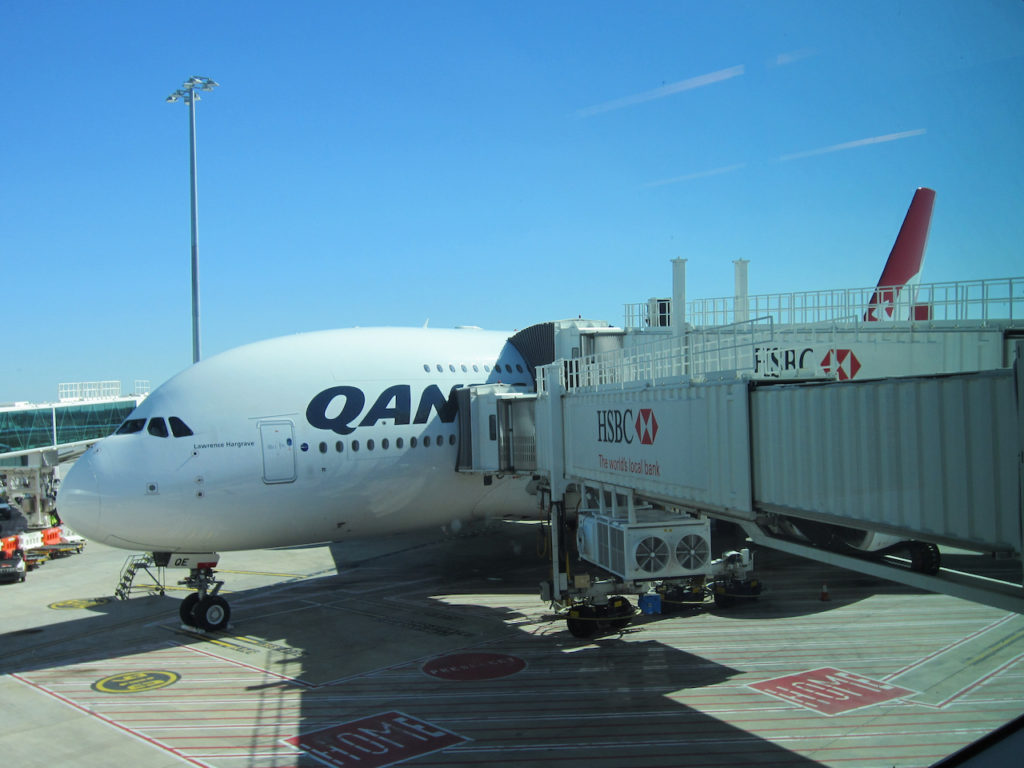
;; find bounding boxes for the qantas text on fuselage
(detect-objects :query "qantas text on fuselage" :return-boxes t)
[306,384,464,435]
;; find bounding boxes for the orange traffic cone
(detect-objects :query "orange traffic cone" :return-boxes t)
[820,583,831,601]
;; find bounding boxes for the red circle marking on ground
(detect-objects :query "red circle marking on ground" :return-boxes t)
[421,652,526,681]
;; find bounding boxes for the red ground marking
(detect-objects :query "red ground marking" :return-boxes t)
[421,652,527,681]
[749,667,915,716]
[284,711,469,768]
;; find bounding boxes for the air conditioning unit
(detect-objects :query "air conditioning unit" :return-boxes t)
[577,511,711,581]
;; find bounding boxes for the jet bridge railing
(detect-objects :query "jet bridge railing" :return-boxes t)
[540,317,1014,399]
[625,276,1024,330]
[538,317,775,395]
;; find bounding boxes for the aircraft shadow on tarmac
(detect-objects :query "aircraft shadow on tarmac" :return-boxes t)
[2,525,917,767]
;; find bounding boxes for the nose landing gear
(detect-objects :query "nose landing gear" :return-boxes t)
[179,563,229,631]
[179,587,230,631]
[153,552,230,632]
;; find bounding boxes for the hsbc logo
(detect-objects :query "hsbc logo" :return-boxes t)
[821,349,862,381]
[635,408,658,445]
[597,408,659,445]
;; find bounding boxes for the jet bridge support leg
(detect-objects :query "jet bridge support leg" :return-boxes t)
[539,490,762,638]
[540,497,634,638]
[544,499,568,608]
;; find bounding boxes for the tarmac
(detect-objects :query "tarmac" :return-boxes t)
[1,523,1022,768]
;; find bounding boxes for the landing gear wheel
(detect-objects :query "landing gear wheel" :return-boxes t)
[566,604,599,639]
[910,542,941,575]
[194,595,231,631]
[179,593,200,625]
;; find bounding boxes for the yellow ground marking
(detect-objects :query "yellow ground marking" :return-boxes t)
[92,670,180,693]
[48,597,113,610]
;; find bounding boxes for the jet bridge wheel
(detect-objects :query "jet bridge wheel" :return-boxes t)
[658,581,706,613]
[909,542,941,575]
[713,586,736,608]
[604,596,635,630]
[713,578,762,608]
[566,598,635,638]
[566,604,599,639]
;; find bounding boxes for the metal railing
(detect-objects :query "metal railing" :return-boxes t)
[539,317,774,394]
[58,381,122,402]
[625,277,1024,330]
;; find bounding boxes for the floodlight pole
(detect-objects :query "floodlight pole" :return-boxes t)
[187,87,201,364]
[166,76,218,364]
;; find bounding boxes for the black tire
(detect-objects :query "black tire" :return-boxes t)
[566,605,599,638]
[195,595,230,632]
[910,542,941,575]
[658,582,705,613]
[713,587,736,608]
[605,596,634,630]
[179,593,200,625]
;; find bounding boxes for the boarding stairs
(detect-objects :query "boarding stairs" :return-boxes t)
[115,553,166,599]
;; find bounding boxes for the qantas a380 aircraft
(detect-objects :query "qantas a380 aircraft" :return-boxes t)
[61,328,541,629]
[60,188,936,632]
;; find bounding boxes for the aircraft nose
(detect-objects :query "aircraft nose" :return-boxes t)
[60,448,104,542]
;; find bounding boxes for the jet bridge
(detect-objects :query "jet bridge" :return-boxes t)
[457,279,1024,626]
[535,354,1023,610]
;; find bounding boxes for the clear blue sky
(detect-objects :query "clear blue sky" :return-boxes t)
[2,1,1022,403]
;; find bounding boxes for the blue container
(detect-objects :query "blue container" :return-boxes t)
[638,593,662,615]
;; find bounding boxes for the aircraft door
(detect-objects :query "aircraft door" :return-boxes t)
[259,420,296,484]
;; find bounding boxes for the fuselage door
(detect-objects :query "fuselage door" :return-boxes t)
[259,420,296,484]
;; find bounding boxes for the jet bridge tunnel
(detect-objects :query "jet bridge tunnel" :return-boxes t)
[457,319,1024,615]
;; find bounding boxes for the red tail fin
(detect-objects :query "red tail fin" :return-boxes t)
[864,187,936,321]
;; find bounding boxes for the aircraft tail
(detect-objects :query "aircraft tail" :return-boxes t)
[864,187,936,322]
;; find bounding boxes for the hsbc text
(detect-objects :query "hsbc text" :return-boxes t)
[597,409,634,444]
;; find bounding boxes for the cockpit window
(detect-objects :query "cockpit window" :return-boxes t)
[169,417,194,437]
[116,418,146,435]
[147,418,169,438]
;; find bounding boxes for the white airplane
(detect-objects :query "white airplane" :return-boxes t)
[61,328,539,629]
[60,188,937,632]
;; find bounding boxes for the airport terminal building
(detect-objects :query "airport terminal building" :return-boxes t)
[0,381,147,464]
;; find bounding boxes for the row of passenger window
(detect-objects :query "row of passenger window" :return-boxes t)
[423,362,525,375]
[116,417,194,438]
[301,433,457,454]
